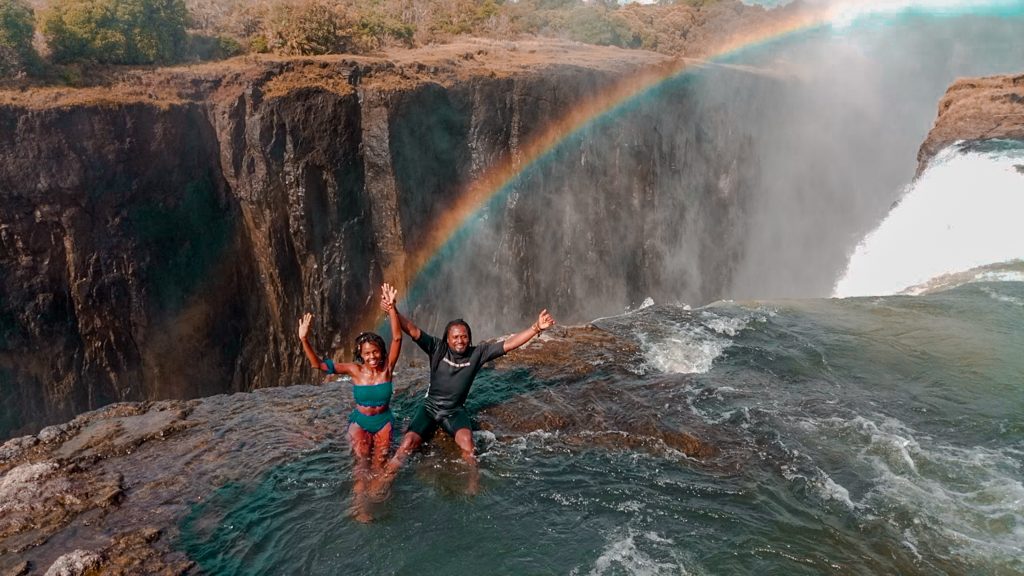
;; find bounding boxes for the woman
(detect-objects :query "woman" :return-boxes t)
[297,283,401,521]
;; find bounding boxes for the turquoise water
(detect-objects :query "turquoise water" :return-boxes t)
[176,5,1024,574]
[179,275,1024,574]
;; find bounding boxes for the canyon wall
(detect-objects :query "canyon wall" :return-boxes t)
[3,58,1022,576]
[0,43,760,439]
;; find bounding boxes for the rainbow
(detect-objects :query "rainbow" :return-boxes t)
[363,0,1009,331]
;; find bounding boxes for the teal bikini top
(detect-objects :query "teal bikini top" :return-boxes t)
[352,382,392,407]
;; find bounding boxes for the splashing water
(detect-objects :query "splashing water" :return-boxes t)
[833,141,1024,298]
[175,282,1024,575]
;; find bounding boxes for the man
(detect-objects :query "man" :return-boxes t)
[382,306,556,485]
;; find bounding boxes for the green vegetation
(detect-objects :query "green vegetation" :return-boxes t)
[564,4,635,47]
[43,0,188,64]
[187,32,243,60]
[183,0,730,58]
[263,0,351,55]
[352,12,413,52]
[0,0,38,76]
[0,0,732,81]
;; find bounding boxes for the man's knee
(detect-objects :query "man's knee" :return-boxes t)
[454,428,474,454]
[400,431,423,452]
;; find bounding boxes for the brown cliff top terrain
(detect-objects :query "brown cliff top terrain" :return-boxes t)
[0,39,673,110]
[0,0,814,110]
[917,73,1024,174]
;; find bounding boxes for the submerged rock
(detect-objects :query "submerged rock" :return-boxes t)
[0,383,347,573]
[43,550,101,576]
[0,326,734,572]
[0,436,37,463]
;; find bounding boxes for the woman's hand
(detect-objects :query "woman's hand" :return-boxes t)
[298,312,313,340]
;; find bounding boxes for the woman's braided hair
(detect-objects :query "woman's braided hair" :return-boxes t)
[353,331,386,364]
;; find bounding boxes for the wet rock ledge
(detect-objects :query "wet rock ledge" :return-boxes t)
[0,381,354,575]
[0,325,732,575]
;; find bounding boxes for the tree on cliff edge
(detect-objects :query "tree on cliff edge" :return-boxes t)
[43,0,188,65]
[0,0,38,77]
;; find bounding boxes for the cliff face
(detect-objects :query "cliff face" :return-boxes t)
[0,102,243,440]
[0,41,756,440]
[4,58,1019,576]
[917,73,1024,173]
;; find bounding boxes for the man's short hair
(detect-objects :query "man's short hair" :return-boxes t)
[443,319,472,345]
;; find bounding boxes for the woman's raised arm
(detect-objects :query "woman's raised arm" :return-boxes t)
[381,283,403,372]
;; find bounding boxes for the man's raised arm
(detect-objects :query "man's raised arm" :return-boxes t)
[379,292,422,340]
[502,309,555,353]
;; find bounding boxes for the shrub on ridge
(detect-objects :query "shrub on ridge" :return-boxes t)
[43,0,188,65]
[0,0,38,77]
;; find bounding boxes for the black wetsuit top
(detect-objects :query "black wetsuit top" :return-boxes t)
[413,330,506,418]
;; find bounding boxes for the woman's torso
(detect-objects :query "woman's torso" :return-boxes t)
[352,368,393,415]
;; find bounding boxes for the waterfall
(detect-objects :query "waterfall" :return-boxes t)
[833,141,1024,297]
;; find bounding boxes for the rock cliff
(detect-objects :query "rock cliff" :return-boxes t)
[3,67,1018,575]
[1,40,758,439]
[917,73,1024,174]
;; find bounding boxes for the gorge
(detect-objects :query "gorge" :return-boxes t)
[6,7,1021,440]
[2,4,1024,573]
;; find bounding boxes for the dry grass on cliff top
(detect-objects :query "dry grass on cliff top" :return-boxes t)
[917,73,1024,171]
[932,75,1024,140]
[0,38,672,110]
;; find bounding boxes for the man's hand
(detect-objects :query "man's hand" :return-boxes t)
[535,309,555,332]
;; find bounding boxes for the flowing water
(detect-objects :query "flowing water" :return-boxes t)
[4,1,1024,574]
[164,2,1024,574]
[178,268,1024,574]
[178,143,1023,574]
[834,141,1024,297]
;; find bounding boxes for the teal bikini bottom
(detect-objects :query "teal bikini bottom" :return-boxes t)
[348,408,393,434]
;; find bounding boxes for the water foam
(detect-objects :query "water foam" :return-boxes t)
[833,143,1024,297]
[780,461,857,509]
[641,329,728,375]
[981,286,1024,307]
[582,529,691,576]
[898,261,1024,295]
[974,270,1024,284]
[816,415,1024,567]
[639,307,766,374]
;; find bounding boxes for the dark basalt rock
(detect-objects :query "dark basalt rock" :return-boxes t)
[0,42,754,440]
